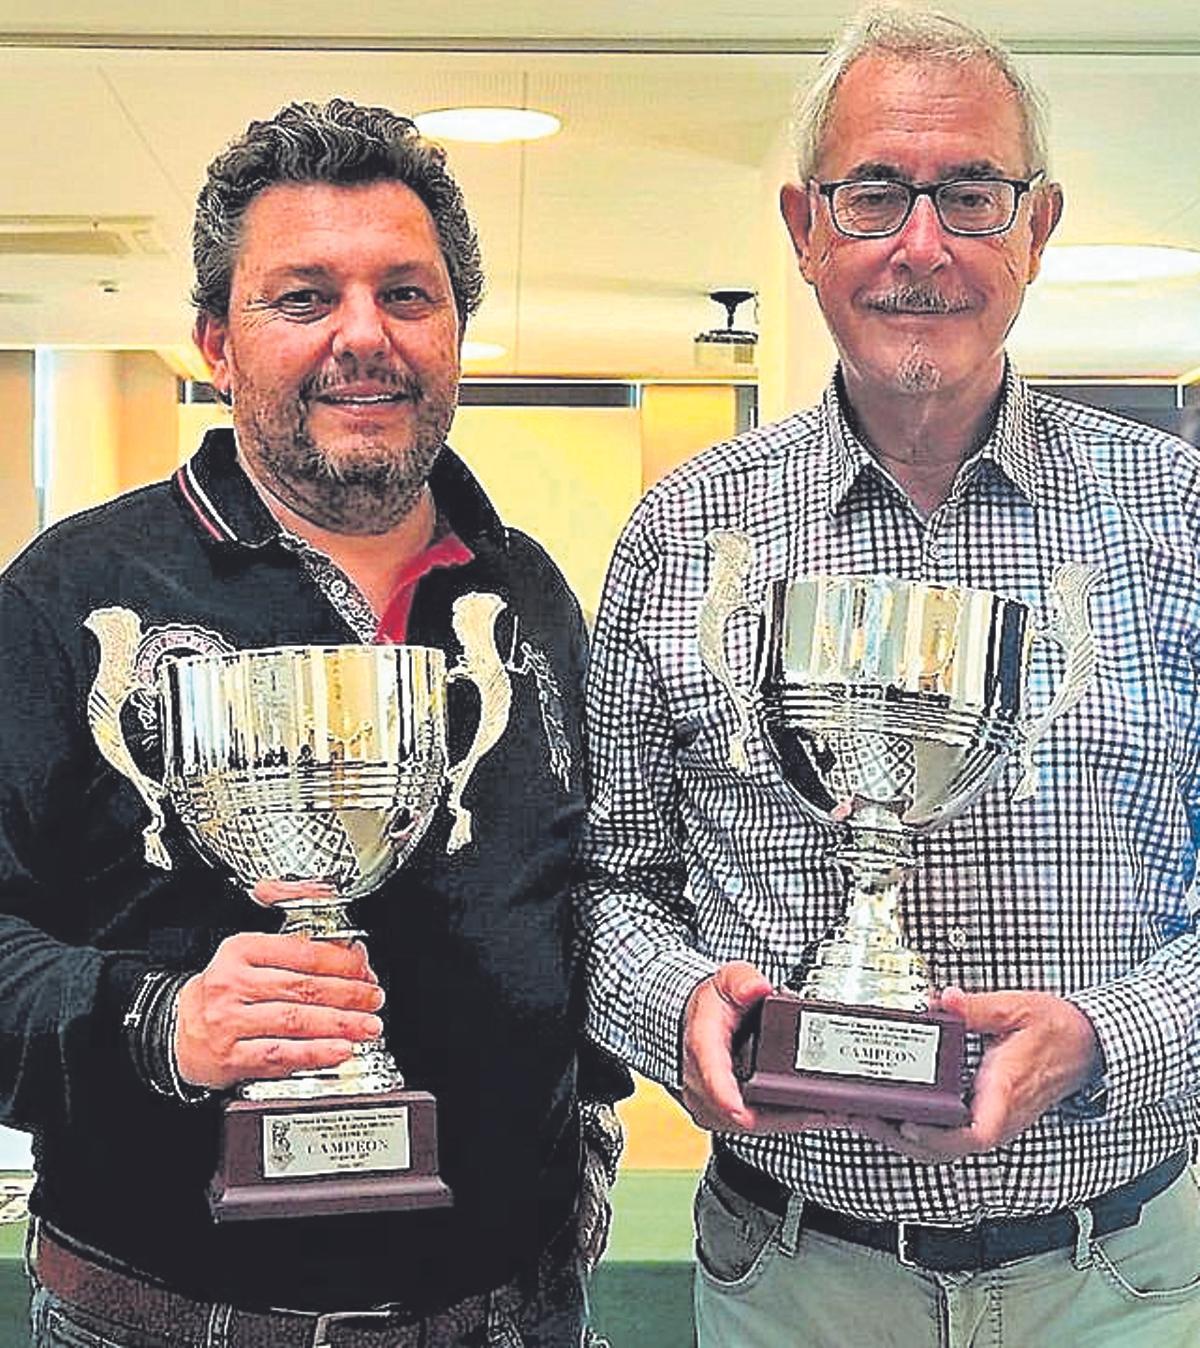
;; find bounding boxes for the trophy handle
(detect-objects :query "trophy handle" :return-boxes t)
[698,528,760,772]
[445,591,513,853]
[83,606,172,870]
[1013,563,1100,802]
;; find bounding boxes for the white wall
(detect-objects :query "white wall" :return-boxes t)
[41,349,122,526]
[450,404,643,621]
[0,1129,31,1171]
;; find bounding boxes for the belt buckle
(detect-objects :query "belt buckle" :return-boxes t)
[895,1218,965,1270]
[895,1221,919,1269]
[310,1308,397,1348]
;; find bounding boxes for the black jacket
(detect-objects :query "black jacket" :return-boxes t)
[0,429,620,1313]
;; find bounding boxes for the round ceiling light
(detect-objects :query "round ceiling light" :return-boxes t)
[415,107,561,144]
[1040,244,1200,285]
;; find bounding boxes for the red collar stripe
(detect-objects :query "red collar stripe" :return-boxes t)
[175,463,237,542]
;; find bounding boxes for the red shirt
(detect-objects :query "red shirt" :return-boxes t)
[374,530,473,643]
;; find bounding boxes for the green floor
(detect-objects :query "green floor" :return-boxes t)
[593,1169,695,1346]
[0,1170,698,1348]
[0,1219,26,1348]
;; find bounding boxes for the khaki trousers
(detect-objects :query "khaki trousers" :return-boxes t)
[694,1163,1200,1348]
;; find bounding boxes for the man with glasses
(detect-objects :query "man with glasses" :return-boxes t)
[816,173,1043,240]
[582,6,1200,1345]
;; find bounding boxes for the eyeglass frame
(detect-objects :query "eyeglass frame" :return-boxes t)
[812,171,1046,239]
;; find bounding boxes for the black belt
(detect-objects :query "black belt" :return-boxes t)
[712,1145,1188,1273]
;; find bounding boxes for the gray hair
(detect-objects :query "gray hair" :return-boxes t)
[193,98,484,325]
[793,5,1051,181]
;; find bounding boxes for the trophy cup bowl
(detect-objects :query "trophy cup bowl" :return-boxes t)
[754,576,1031,1124]
[87,603,513,1219]
[168,643,454,1219]
[699,535,1097,1124]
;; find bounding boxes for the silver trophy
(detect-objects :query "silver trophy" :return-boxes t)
[700,532,1097,1123]
[86,598,511,1218]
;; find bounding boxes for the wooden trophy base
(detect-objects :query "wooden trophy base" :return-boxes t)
[209,1089,453,1222]
[740,993,970,1126]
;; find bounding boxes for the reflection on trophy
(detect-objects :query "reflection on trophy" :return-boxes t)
[86,600,510,1219]
[700,532,1097,1124]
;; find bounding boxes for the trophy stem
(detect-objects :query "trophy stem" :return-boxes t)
[274,898,366,944]
[241,897,405,1100]
[242,1039,406,1100]
[798,820,931,1012]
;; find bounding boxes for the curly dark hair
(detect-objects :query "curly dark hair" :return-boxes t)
[192,98,484,324]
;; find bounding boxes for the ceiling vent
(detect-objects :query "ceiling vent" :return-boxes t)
[0,216,166,257]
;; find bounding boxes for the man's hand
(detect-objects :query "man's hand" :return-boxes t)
[175,933,385,1090]
[857,985,1101,1162]
[681,962,851,1134]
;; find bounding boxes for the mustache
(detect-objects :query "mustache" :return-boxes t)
[864,286,971,315]
[302,365,424,401]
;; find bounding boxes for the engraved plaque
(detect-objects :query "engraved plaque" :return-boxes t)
[263,1106,412,1180]
[796,1010,940,1085]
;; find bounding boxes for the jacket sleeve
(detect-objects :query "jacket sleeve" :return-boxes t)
[576,505,718,1091]
[0,576,153,1135]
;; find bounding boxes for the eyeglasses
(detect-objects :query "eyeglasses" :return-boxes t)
[815,173,1044,238]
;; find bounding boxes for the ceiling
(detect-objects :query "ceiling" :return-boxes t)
[1,3,1199,381]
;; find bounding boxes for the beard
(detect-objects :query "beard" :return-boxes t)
[860,285,967,396]
[235,361,456,535]
[893,343,943,394]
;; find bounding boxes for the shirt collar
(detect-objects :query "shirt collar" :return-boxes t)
[172,426,508,553]
[173,427,278,547]
[972,363,1052,508]
[819,361,1067,517]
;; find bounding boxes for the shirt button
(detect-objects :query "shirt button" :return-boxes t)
[947,926,969,951]
[330,579,347,598]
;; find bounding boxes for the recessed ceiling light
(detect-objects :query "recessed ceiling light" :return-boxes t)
[462,341,507,362]
[1040,245,1200,285]
[415,107,561,144]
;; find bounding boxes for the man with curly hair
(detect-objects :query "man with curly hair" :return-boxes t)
[1,98,627,1348]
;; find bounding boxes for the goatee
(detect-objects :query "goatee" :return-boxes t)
[894,345,942,394]
[238,366,456,535]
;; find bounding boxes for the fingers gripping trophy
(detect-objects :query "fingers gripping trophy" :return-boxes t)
[85,593,511,1220]
[699,531,1098,1125]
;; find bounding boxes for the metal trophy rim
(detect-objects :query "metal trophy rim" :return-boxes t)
[770,571,1026,604]
[165,641,446,669]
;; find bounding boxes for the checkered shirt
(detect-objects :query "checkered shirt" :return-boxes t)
[579,366,1200,1222]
